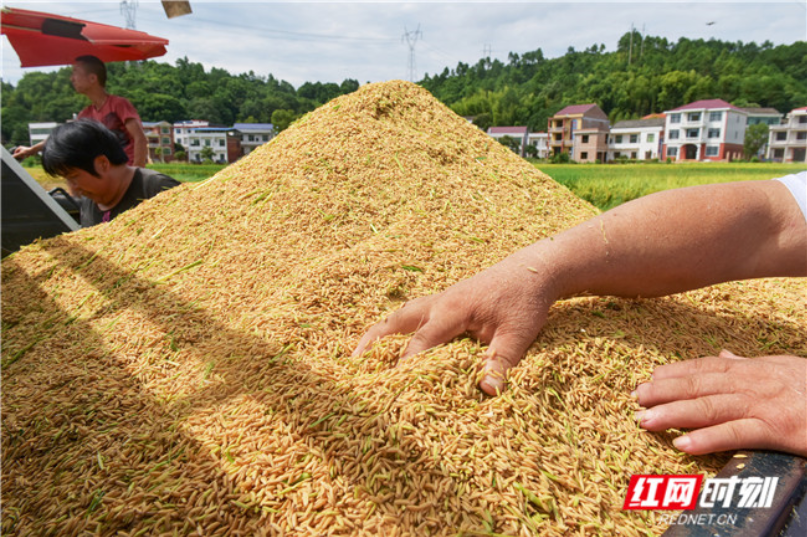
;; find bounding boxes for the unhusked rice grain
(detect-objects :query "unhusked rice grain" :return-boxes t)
[3,80,805,536]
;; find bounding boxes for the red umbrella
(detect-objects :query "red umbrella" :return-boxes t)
[1,6,169,68]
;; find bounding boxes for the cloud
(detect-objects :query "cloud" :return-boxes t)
[3,1,806,87]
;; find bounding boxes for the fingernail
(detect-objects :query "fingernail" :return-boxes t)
[630,390,639,400]
[636,409,654,424]
[634,410,645,422]
[673,435,692,451]
[480,375,504,396]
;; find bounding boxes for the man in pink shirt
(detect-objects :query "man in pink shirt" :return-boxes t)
[14,55,147,167]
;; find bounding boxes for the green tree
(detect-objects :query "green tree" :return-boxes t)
[743,123,769,159]
[497,135,522,154]
[200,146,215,163]
[472,112,492,132]
[271,109,297,132]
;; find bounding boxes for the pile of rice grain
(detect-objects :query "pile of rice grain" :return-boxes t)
[2,80,805,536]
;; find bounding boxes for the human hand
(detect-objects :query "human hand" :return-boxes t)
[633,350,807,457]
[13,146,34,160]
[352,254,558,395]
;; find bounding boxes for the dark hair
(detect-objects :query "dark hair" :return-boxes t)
[42,120,128,177]
[74,55,107,87]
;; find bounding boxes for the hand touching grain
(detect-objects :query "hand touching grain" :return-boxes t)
[634,350,807,457]
[353,253,558,395]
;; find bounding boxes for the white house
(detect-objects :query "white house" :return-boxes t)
[526,132,549,159]
[233,123,275,156]
[173,120,210,152]
[608,117,665,161]
[487,126,529,155]
[663,99,747,161]
[767,107,807,163]
[187,127,241,164]
[28,122,59,146]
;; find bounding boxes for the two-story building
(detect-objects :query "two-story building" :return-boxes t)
[173,120,210,154]
[233,123,275,156]
[142,121,174,163]
[548,104,610,162]
[663,99,747,161]
[608,117,665,161]
[767,107,807,163]
[187,127,242,164]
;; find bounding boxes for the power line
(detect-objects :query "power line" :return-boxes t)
[402,25,423,82]
[120,0,138,30]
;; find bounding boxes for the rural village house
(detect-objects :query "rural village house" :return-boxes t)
[142,121,174,163]
[608,116,666,161]
[662,99,747,162]
[548,103,610,162]
[767,107,807,163]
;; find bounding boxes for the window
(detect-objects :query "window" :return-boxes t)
[705,146,719,157]
[707,128,721,139]
[709,111,722,122]
[629,134,638,144]
[581,152,589,160]
[161,127,169,134]
[797,131,807,140]
[631,152,637,159]
[647,133,655,143]
[163,148,172,155]
[776,132,788,141]
[205,139,211,146]
[191,139,200,147]
[773,149,785,158]
[687,112,701,122]
[581,134,589,144]
[162,137,170,144]
[686,128,700,138]
[219,139,225,147]
[615,135,623,143]
[668,130,680,140]
[799,116,807,124]
[667,147,678,156]
[263,135,269,142]
[670,113,681,124]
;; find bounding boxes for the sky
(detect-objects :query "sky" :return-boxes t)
[2,1,806,88]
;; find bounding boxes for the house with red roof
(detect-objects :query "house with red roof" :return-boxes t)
[548,104,610,162]
[663,99,747,161]
[767,107,807,163]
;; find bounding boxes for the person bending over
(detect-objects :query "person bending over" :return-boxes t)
[42,120,180,227]
[354,173,807,457]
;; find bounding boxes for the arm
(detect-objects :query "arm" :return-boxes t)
[13,141,46,160]
[125,118,149,168]
[356,180,806,390]
[354,180,806,455]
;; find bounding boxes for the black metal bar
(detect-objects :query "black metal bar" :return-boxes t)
[662,451,807,537]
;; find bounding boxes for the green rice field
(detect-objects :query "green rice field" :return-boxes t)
[26,161,805,212]
[537,162,806,210]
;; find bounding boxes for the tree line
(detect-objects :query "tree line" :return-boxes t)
[1,57,359,146]
[422,33,807,132]
[2,33,806,147]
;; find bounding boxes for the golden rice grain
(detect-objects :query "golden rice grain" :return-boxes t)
[3,80,805,536]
